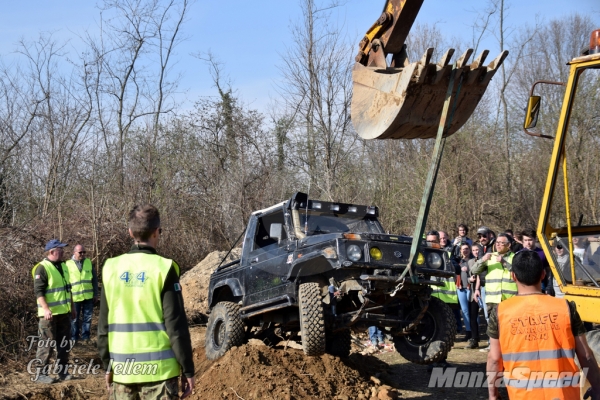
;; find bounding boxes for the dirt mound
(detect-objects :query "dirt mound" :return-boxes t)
[191,339,399,400]
[180,249,242,322]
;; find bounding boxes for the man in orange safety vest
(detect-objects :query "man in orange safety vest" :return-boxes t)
[486,250,600,400]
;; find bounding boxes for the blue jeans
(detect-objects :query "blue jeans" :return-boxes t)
[479,286,490,345]
[71,298,93,340]
[479,287,489,322]
[368,326,384,345]
[457,288,471,333]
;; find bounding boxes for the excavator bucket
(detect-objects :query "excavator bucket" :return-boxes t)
[351,0,508,140]
[352,49,508,139]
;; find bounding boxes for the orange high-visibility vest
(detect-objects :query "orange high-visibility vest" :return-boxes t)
[498,294,580,400]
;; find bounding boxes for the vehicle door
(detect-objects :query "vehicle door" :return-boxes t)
[244,208,295,306]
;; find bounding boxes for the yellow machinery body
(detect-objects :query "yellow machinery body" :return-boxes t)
[533,51,600,323]
[530,39,600,398]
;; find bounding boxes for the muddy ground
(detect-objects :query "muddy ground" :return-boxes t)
[1,326,500,400]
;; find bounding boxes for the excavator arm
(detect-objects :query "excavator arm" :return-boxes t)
[355,0,423,68]
[352,0,508,140]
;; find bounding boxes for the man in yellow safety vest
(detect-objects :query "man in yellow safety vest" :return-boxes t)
[98,204,195,399]
[32,239,76,384]
[427,230,458,370]
[470,232,516,353]
[65,244,98,345]
[470,233,516,316]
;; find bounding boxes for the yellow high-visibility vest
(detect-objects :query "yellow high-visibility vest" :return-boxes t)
[431,276,458,304]
[65,259,94,302]
[485,252,517,304]
[103,252,180,384]
[32,260,71,317]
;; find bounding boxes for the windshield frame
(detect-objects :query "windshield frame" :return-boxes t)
[540,61,600,239]
[539,60,600,289]
[296,208,384,236]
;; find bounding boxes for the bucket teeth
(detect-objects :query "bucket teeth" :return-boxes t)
[471,50,490,69]
[480,50,509,86]
[416,48,435,84]
[437,49,455,68]
[456,49,474,69]
[351,48,509,140]
[419,48,434,65]
[487,50,509,71]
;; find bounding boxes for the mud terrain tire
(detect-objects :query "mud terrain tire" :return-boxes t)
[326,329,351,357]
[205,301,245,360]
[393,296,456,364]
[299,282,326,356]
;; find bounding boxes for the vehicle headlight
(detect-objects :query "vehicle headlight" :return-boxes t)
[416,253,425,265]
[426,252,443,269]
[369,247,382,260]
[347,244,362,262]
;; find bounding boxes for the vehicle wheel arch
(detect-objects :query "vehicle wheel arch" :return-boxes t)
[288,254,336,281]
[209,279,243,309]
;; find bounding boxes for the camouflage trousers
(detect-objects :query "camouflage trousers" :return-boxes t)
[112,377,179,400]
[36,314,72,374]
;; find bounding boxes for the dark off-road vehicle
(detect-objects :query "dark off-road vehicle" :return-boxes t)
[205,192,456,363]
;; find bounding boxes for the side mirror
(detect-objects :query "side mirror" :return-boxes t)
[269,223,283,241]
[524,95,541,129]
[523,81,564,140]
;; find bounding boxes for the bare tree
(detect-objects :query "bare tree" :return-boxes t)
[9,35,93,219]
[278,0,357,200]
[84,0,190,193]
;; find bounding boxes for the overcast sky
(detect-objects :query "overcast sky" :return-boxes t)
[1,0,598,113]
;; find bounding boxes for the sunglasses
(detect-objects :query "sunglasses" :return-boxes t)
[77,251,86,254]
[556,245,564,250]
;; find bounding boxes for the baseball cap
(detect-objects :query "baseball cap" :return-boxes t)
[44,239,68,252]
[477,226,491,235]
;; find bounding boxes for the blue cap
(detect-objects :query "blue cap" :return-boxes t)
[44,239,68,252]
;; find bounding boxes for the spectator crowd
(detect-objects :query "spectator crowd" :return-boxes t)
[427,225,562,357]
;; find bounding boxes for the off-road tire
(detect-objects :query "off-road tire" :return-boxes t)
[205,301,245,360]
[299,282,326,356]
[326,329,351,357]
[393,296,456,364]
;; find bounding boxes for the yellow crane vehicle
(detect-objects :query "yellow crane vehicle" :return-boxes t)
[351,0,506,281]
[523,28,600,324]
[523,27,600,397]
